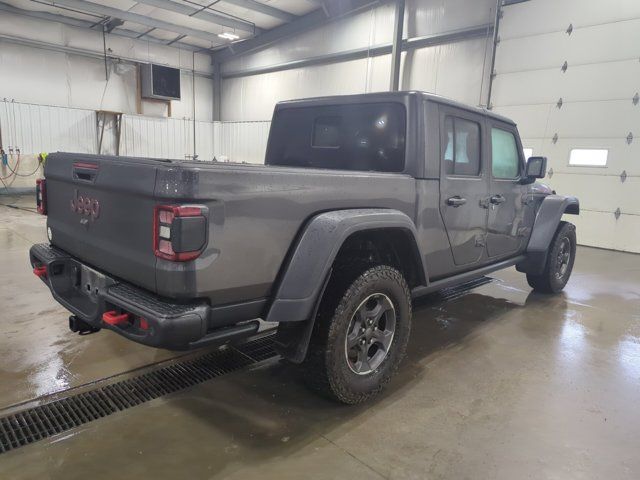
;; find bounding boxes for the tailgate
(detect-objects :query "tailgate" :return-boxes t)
[45,153,162,293]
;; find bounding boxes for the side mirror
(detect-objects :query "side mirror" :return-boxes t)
[522,156,547,183]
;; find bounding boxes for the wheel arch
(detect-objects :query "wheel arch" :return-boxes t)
[265,209,426,324]
[517,194,579,275]
[266,209,426,363]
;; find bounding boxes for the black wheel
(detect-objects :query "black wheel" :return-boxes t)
[303,264,411,404]
[527,221,576,293]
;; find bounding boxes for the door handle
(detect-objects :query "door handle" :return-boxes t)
[446,196,467,207]
[490,194,506,205]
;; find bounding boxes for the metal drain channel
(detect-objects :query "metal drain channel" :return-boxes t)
[0,333,278,455]
[0,279,492,455]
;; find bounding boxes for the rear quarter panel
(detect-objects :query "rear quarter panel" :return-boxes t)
[154,164,416,305]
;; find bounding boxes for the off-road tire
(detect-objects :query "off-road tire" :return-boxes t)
[527,221,576,293]
[303,264,412,404]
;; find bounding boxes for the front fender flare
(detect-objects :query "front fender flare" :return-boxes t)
[265,208,426,324]
[517,194,579,275]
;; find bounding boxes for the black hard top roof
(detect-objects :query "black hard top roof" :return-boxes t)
[275,90,516,126]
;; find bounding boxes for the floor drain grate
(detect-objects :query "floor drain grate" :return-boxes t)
[0,333,277,455]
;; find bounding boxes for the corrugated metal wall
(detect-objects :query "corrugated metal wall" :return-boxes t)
[0,101,97,154]
[492,0,640,253]
[120,116,269,163]
[213,121,270,164]
[120,115,200,160]
[0,101,269,164]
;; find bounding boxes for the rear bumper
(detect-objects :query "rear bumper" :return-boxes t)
[29,243,259,350]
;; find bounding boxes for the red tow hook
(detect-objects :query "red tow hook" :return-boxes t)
[102,311,131,326]
[33,265,47,279]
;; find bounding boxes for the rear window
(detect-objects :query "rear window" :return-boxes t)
[266,103,406,172]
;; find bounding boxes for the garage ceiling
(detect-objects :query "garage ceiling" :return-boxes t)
[0,0,321,51]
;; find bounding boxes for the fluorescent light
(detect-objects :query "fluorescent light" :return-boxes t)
[569,148,608,167]
[218,32,240,41]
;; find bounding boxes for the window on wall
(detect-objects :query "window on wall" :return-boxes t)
[443,117,481,176]
[569,149,608,166]
[491,128,520,179]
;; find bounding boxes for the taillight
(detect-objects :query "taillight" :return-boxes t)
[153,205,208,261]
[36,178,47,215]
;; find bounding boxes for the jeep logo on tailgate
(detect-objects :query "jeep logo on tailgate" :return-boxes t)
[70,189,100,220]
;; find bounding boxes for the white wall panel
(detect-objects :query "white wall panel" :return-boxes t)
[0,103,266,164]
[221,0,495,121]
[222,35,493,121]
[223,0,495,75]
[221,57,375,120]
[0,101,96,154]
[120,115,196,159]
[213,121,271,164]
[222,4,396,74]
[0,12,212,74]
[0,11,213,121]
[493,0,640,252]
[406,0,494,37]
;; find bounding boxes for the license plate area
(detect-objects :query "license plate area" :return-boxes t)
[73,262,116,299]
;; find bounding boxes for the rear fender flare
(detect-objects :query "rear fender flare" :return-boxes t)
[265,209,426,325]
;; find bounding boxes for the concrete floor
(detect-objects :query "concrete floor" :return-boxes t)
[1,194,639,479]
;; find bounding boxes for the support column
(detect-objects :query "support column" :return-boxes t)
[212,60,222,121]
[389,0,405,91]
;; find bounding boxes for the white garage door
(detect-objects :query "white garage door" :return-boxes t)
[492,0,640,253]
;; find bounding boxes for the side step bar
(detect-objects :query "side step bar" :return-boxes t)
[411,255,526,299]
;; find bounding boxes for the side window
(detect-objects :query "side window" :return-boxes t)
[313,116,342,148]
[491,128,520,179]
[443,117,481,176]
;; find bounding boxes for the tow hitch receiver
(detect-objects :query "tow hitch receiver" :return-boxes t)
[69,315,100,334]
[102,310,131,326]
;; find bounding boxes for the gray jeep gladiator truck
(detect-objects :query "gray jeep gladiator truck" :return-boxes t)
[30,91,579,404]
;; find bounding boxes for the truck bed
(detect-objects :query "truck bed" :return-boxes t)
[44,152,416,307]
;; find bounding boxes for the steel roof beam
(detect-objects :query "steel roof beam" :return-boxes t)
[220,24,494,79]
[221,0,295,22]
[134,0,260,34]
[212,0,380,62]
[0,2,208,52]
[49,0,239,42]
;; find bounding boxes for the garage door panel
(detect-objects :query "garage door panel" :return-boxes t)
[502,101,636,139]
[500,0,640,40]
[569,210,640,253]
[568,210,615,250]
[497,18,640,73]
[492,60,640,106]
[493,104,553,138]
[491,69,561,106]
[496,0,640,253]
[519,138,545,158]
[528,138,639,174]
[546,174,640,215]
[496,32,568,73]
[545,101,637,139]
